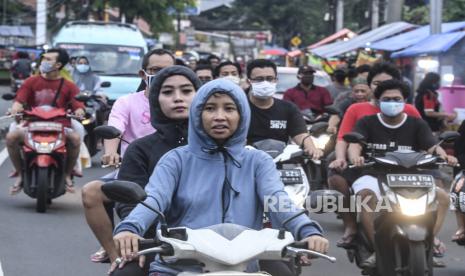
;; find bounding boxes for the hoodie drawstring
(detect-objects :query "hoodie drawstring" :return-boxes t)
[201,146,241,222]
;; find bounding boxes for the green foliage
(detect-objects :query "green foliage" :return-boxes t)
[443,0,465,22]
[403,5,429,25]
[230,0,329,47]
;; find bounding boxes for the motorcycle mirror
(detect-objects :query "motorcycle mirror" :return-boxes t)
[439,131,460,143]
[101,180,147,204]
[2,93,16,101]
[323,106,340,115]
[75,94,91,102]
[94,125,121,139]
[343,132,366,144]
[101,81,111,88]
[309,122,329,136]
[102,180,170,237]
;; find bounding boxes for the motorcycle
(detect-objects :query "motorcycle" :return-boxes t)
[341,131,459,276]
[251,139,310,209]
[101,180,336,275]
[75,85,111,157]
[8,107,80,212]
[303,106,339,191]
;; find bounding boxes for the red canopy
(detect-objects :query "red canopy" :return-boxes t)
[308,28,356,49]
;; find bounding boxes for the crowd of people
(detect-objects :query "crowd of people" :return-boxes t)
[7,47,465,275]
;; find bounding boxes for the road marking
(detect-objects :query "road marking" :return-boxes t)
[0,147,8,167]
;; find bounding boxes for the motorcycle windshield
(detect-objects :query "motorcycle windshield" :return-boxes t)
[251,139,286,158]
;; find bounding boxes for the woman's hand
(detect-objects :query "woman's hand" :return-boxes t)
[298,235,329,265]
[328,158,347,171]
[109,231,145,274]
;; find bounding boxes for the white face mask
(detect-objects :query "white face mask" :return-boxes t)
[143,70,156,89]
[251,81,277,99]
[222,75,241,85]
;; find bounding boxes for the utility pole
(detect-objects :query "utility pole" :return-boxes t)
[336,0,344,31]
[430,0,442,34]
[2,0,6,25]
[371,0,379,29]
[386,0,404,23]
[36,0,47,46]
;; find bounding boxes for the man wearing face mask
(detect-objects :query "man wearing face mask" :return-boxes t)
[246,59,322,159]
[283,65,332,114]
[348,79,456,268]
[7,48,85,195]
[71,56,102,94]
[194,64,214,86]
[214,60,242,86]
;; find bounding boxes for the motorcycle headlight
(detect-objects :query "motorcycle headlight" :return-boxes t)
[81,118,92,125]
[34,142,55,153]
[397,194,428,217]
[311,134,331,150]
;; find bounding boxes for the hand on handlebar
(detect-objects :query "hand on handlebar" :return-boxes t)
[328,158,347,171]
[299,235,329,265]
[350,156,365,167]
[110,231,146,273]
[304,147,324,160]
[442,154,458,167]
[101,152,121,167]
[74,108,85,119]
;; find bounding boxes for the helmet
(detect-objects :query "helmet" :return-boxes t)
[450,171,465,212]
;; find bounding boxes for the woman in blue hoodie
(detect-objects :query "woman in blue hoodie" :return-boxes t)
[113,79,328,275]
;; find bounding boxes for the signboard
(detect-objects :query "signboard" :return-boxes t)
[291,36,302,47]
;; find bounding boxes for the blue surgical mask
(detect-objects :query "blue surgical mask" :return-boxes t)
[39,61,56,74]
[379,101,405,117]
[76,64,90,73]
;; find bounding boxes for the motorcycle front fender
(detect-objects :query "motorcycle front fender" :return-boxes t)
[395,224,428,242]
[32,155,58,168]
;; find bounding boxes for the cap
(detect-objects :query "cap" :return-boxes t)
[298,65,316,74]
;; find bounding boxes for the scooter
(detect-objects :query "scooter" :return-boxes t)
[75,87,111,157]
[341,131,459,276]
[101,180,337,275]
[251,139,312,209]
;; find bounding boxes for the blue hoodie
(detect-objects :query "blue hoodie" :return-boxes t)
[115,79,323,272]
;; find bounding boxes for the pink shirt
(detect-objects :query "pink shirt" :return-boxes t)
[108,91,155,156]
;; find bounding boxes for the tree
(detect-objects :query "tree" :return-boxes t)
[404,0,465,25]
[229,0,329,48]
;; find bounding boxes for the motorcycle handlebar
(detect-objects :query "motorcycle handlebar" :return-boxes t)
[285,246,336,263]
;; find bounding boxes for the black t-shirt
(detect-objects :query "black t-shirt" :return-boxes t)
[354,114,437,152]
[247,98,307,144]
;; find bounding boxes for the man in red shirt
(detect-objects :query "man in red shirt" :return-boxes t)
[7,48,85,195]
[283,65,332,115]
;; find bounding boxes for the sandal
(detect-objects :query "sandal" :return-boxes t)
[90,248,109,263]
[433,257,446,268]
[9,180,23,196]
[336,233,357,249]
[433,238,446,258]
[65,178,76,194]
[452,231,465,245]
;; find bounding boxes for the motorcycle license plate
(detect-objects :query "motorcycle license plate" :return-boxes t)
[279,169,302,185]
[387,174,435,188]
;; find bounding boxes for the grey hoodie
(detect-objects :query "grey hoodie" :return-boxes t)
[115,79,323,273]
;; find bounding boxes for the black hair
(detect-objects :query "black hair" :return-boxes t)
[374,79,410,99]
[77,56,89,64]
[142,48,175,70]
[246,59,277,79]
[417,72,441,96]
[367,62,401,85]
[17,51,29,59]
[207,54,220,63]
[175,58,187,66]
[214,60,242,78]
[356,64,371,75]
[332,69,346,83]
[45,48,69,69]
[194,64,213,74]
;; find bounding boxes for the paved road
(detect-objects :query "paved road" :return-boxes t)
[0,85,464,275]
